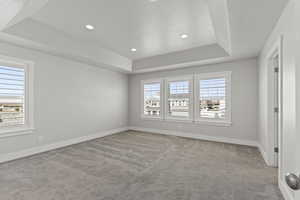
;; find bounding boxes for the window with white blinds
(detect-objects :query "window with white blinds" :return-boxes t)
[142,81,161,118]
[195,72,231,124]
[0,57,34,136]
[199,78,226,118]
[0,66,25,127]
[166,79,192,119]
[141,71,231,125]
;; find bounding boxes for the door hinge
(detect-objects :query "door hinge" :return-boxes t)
[274,67,279,73]
[274,147,279,153]
[274,107,279,113]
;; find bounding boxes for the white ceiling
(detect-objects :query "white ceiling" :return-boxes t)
[132,0,288,71]
[31,0,216,60]
[0,0,289,72]
[228,0,288,58]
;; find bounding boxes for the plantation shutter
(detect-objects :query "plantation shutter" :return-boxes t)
[0,65,25,127]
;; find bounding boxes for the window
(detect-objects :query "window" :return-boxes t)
[0,66,25,127]
[195,72,231,125]
[141,71,231,126]
[141,80,162,119]
[165,76,193,120]
[0,56,34,136]
[199,78,226,119]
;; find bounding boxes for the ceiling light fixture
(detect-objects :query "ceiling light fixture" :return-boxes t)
[131,48,137,52]
[85,24,95,30]
[181,34,188,39]
[149,0,158,2]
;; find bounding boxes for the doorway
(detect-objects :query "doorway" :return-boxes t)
[272,53,280,167]
[267,37,282,169]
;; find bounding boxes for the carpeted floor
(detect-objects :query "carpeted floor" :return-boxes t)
[0,131,283,200]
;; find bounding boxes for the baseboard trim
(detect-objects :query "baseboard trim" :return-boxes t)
[0,127,129,164]
[128,126,258,147]
[258,144,271,166]
[279,179,294,200]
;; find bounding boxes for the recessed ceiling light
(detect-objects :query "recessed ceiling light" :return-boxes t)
[131,48,137,52]
[149,0,158,2]
[85,24,95,30]
[181,34,188,39]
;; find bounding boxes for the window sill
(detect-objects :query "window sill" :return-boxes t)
[165,118,193,123]
[140,116,232,127]
[141,115,163,121]
[195,120,232,127]
[0,127,35,139]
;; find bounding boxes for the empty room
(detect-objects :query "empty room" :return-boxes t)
[1,0,300,199]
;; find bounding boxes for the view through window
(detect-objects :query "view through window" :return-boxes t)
[167,80,190,118]
[199,78,226,119]
[141,72,231,124]
[143,83,160,117]
[0,66,25,127]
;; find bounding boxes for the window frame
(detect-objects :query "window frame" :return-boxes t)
[164,75,193,122]
[0,55,34,138]
[140,78,163,120]
[194,71,232,126]
[140,71,232,127]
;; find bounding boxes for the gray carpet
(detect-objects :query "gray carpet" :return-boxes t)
[0,131,283,200]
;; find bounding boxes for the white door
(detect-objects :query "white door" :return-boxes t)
[291,0,300,198]
[282,1,300,198]
[294,62,300,198]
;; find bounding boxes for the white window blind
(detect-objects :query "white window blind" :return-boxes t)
[167,80,191,118]
[141,71,231,126]
[199,78,226,119]
[0,66,25,127]
[143,82,161,117]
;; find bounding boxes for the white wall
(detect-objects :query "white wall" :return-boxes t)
[0,41,128,155]
[133,44,228,71]
[129,58,258,144]
[258,0,295,199]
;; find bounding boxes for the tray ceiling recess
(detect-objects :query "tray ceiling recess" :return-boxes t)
[0,0,288,73]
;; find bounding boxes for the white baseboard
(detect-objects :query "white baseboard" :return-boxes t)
[0,127,129,164]
[279,179,294,200]
[258,144,271,166]
[128,126,258,147]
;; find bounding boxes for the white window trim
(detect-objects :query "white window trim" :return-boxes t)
[164,75,194,122]
[140,71,232,127]
[0,55,34,138]
[194,71,232,126]
[140,78,163,120]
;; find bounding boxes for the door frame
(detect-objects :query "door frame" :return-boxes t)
[266,36,283,170]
